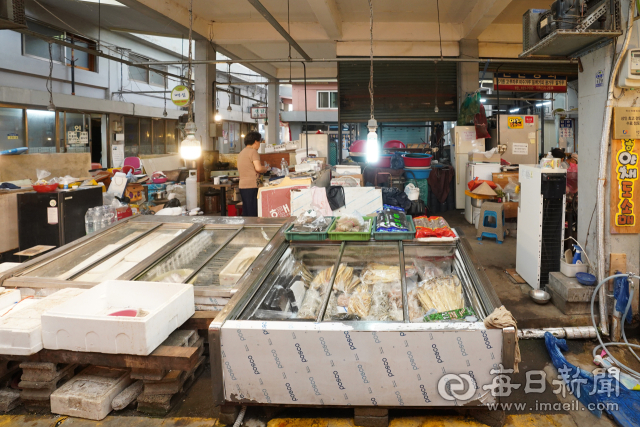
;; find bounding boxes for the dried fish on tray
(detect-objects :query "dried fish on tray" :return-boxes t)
[416,274,465,313]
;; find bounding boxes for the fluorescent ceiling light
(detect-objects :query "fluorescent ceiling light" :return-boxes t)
[76,0,125,6]
[510,108,520,113]
[480,98,486,103]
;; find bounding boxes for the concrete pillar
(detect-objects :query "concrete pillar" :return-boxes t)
[267,82,279,145]
[457,39,479,111]
[194,40,216,152]
[577,8,639,311]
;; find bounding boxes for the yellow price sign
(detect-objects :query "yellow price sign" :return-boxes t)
[507,116,524,129]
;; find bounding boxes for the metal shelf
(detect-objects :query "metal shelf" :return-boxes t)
[520,29,622,58]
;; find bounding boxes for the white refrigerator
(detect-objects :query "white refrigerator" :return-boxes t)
[452,126,485,209]
[464,162,502,224]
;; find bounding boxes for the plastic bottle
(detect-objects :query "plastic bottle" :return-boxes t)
[85,208,95,234]
[186,170,198,211]
[280,159,289,176]
[540,152,554,169]
[572,244,583,264]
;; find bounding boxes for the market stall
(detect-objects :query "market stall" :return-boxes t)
[208,226,515,408]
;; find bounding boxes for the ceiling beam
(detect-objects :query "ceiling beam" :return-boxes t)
[210,22,329,44]
[217,44,278,80]
[462,0,514,40]
[336,41,459,57]
[306,0,342,40]
[246,0,312,60]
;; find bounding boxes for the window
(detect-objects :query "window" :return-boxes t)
[129,53,167,86]
[139,118,152,155]
[166,119,178,153]
[153,120,165,154]
[124,117,177,158]
[23,21,96,71]
[0,108,25,152]
[230,87,241,105]
[317,91,337,109]
[27,110,56,153]
[124,117,139,157]
[65,113,89,153]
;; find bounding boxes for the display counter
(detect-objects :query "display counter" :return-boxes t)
[0,216,287,305]
[209,229,515,408]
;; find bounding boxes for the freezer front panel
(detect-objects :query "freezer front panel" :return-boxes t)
[221,320,501,406]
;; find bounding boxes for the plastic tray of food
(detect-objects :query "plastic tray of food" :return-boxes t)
[373,216,416,241]
[328,216,375,241]
[284,217,336,241]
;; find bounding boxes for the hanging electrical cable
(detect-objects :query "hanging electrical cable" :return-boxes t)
[179,0,201,161]
[227,63,233,112]
[366,0,379,164]
[288,0,292,83]
[436,0,443,59]
[434,62,439,113]
[47,43,55,111]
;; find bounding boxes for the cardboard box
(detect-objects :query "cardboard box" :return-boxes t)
[492,172,519,189]
[468,152,501,163]
[503,201,518,218]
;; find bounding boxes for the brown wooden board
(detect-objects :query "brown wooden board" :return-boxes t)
[492,172,519,189]
[608,253,627,291]
[505,269,526,284]
[179,311,218,330]
[24,346,199,372]
[610,139,640,234]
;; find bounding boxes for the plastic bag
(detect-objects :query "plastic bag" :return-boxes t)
[504,177,519,202]
[413,258,445,281]
[474,103,491,139]
[167,184,186,206]
[367,281,391,321]
[335,213,366,232]
[296,288,322,319]
[292,210,331,233]
[390,152,404,169]
[415,275,464,314]
[376,206,409,232]
[347,285,372,318]
[458,92,481,126]
[414,216,456,239]
[35,169,51,185]
[361,263,401,286]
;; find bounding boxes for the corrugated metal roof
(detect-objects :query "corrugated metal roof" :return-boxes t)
[338,61,458,122]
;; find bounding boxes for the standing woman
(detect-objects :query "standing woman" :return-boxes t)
[237,131,270,216]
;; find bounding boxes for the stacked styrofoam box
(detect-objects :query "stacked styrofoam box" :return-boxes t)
[0,288,85,355]
[41,280,195,355]
[0,289,20,312]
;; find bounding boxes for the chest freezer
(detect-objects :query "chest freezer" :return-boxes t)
[208,230,516,408]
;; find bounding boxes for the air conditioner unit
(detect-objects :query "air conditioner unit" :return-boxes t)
[522,9,548,51]
[0,0,26,30]
[516,165,567,289]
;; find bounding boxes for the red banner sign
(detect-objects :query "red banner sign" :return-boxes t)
[494,73,567,93]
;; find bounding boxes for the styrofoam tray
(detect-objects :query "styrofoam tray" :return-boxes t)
[0,288,86,356]
[218,247,263,289]
[41,280,195,355]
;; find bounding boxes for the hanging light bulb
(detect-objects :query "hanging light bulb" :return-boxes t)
[227,104,232,112]
[366,118,379,163]
[434,105,439,113]
[214,110,222,122]
[180,121,201,160]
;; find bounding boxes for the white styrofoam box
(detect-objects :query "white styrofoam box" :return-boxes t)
[294,162,320,173]
[295,148,318,164]
[0,289,20,311]
[51,365,133,420]
[0,288,85,356]
[219,247,264,289]
[560,259,588,278]
[41,280,195,356]
[334,165,361,175]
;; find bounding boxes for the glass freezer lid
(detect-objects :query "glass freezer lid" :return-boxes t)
[135,228,238,284]
[22,222,158,280]
[189,226,279,288]
[73,225,189,282]
[236,241,480,324]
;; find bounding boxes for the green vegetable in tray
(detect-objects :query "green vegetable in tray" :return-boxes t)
[423,307,476,322]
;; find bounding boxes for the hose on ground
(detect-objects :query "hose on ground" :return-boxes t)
[590,273,640,377]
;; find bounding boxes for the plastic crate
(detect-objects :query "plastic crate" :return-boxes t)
[328,216,375,241]
[373,216,416,241]
[284,217,336,241]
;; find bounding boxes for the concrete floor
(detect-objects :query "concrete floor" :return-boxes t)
[3,209,636,426]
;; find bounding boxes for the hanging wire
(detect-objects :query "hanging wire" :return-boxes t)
[436,0,443,59]
[47,43,55,108]
[98,0,101,51]
[434,62,438,111]
[368,0,374,120]
[288,0,292,83]
[187,0,194,122]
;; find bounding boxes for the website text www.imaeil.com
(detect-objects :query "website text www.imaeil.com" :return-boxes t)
[438,363,622,412]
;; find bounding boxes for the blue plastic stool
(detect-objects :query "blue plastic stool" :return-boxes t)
[476,202,505,243]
